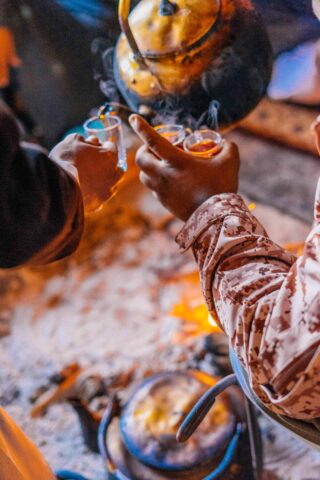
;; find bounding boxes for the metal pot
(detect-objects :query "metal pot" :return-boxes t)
[98,371,244,479]
[114,0,273,129]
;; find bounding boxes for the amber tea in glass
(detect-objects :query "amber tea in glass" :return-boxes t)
[184,130,222,158]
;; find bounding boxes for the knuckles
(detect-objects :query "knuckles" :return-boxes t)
[139,171,155,189]
[135,146,158,171]
[135,146,146,167]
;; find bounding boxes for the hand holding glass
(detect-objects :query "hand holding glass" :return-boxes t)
[84,115,127,171]
[82,115,127,212]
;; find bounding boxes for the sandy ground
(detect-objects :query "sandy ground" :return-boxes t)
[0,171,319,480]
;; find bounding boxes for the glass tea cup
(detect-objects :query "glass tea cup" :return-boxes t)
[82,115,127,212]
[83,115,127,171]
[183,130,223,158]
[154,124,188,148]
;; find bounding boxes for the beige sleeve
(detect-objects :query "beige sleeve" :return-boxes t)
[0,408,55,480]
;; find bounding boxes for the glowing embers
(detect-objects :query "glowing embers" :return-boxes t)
[103,371,237,479]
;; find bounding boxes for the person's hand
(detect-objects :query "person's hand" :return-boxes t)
[50,134,124,212]
[129,115,240,221]
[312,114,320,154]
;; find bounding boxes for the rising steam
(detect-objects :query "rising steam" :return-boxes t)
[93,39,221,131]
[92,38,119,103]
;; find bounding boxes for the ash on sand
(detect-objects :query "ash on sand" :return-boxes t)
[0,172,319,480]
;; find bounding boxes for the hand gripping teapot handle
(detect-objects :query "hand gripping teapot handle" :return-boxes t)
[118,0,148,69]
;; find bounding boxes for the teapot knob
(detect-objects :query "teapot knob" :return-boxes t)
[159,0,177,16]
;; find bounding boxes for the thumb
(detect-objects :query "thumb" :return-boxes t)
[129,114,188,167]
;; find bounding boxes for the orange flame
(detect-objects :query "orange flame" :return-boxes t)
[284,242,305,257]
[170,272,221,345]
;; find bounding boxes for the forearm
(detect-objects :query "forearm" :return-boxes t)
[176,193,294,320]
[176,193,320,419]
[0,144,84,267]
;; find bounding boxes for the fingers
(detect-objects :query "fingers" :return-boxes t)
[86,135,100,145]
[81,135,117,155]
[129,114,187,167]
[136,145,162,175]
[139,171,157,190]
[63,133,84,144]
[63,134,117,155]
[63,133,99,146]
[136,146,169,191]
[85,136,117,154]
[136,145,163,190]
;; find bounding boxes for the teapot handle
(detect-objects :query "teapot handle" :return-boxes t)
[97,395,131,479]
[118,0,147,69]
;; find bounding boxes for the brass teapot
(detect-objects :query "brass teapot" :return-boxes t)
[114,0,273,129]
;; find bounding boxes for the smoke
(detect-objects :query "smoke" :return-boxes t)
[150,96,221,132]
[151,96,186,127]
[98,46,119,102]
[207,100,221,131]
[92,38,221,131]
[194,100,221,131]
[92,38,119,103]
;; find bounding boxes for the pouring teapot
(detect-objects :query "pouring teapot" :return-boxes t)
[114,0,273,129]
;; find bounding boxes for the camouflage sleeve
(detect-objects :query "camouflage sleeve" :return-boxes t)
[176,183,320,420]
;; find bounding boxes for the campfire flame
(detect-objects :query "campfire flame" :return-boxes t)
[170,272,221,345]
[285,241,305,257]
[169,236,304,346]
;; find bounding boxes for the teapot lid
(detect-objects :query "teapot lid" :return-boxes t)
[128,0,222,57]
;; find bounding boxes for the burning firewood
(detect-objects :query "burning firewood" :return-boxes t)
[30,363,83,418]
[30,361,139,419]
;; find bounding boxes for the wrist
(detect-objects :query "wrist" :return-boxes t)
[184,187,239,222]
[176,192,246,251]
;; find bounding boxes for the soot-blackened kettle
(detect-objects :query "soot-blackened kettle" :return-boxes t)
[114,0,273,129]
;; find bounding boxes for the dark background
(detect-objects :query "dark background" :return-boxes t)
[1,0,319,145]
